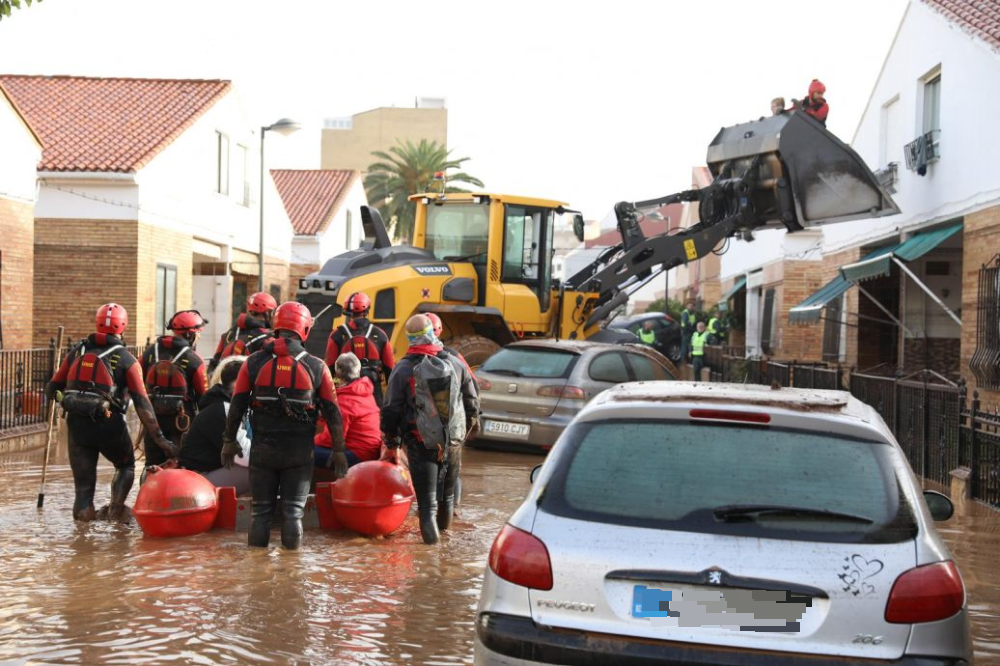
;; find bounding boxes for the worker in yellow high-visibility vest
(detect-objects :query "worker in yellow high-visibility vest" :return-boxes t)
[690,321,709,382]
[638,321,657,346]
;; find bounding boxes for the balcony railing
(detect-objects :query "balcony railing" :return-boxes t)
[874,162,899,194]
[904,130,941,173]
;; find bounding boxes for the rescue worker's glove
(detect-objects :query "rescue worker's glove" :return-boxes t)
[325,449,349,479]
[221,433,241,469]
[154,432,180,459]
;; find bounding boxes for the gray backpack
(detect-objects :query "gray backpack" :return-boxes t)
[412,353,466,449]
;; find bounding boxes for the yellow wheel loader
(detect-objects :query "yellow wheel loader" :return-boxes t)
[296,112,898,367]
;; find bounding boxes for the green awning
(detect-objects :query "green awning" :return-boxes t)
[717,276,747,312]
[840,223,963,282]
[789,274,853,323]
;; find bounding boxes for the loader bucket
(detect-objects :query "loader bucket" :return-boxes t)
[706,112,898,230]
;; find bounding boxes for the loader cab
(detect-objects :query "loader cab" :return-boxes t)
[412,193,568,335]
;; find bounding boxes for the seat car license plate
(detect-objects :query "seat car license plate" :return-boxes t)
[482,419,530,439]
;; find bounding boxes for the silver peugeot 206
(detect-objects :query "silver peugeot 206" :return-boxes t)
[475,382,971,666]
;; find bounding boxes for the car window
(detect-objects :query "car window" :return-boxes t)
[626,353,671,381]
[541,420,917,544]
[480,347,577,378]
[588,352,630,383]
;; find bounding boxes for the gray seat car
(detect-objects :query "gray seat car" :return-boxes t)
[472,340,677,452]
[475,382,970,665]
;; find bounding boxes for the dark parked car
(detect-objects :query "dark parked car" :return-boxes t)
[608,312,682,362]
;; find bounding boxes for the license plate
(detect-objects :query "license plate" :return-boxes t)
[482,419,530,439]
[631,584,810,631]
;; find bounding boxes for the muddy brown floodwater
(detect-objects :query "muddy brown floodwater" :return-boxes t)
[0,438,998,665]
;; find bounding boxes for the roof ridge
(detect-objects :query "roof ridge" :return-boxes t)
[0,73,232,84]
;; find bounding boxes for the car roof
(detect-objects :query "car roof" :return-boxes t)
[505,339,631,354]
[585,381,872,422]
[611,312,673,324]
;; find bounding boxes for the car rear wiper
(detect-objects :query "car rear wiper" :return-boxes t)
[712,504,874,524]
[487,369,523,377]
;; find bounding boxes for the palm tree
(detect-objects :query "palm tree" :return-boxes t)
[364,139,484,243]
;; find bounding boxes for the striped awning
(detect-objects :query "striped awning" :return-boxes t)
[789,275,853,323]
[840,223,963,282]
[717,276,747,312]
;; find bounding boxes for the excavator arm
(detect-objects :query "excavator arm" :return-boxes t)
[561,111,900,337]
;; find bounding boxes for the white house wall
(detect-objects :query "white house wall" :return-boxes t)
[317,177,367,261]
[0,93,40,203]
[136,91,293,261]
[825,0,1000,252]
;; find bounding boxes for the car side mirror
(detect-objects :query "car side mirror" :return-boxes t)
[923,490,954,522]
[530,464,543,484]
[572,214,585,243]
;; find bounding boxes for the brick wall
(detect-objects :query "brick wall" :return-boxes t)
[136,222,193,343]
[775,260,825,361]
[288,262,318,300]
[0,197,34,348]
[960,204,1000,404]
[34,219,139,347]
[821,247,862,369]
[903,338,961,378]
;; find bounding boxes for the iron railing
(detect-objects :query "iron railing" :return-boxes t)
[0,339,146,435]
[962,386,1000,509]
[904,130,941,171]
[970,255,1000,389]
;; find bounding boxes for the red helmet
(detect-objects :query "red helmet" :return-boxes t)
[344,292,371,316]
[167,310,208,334]
[248,292,278,315]
[273,302,313,341]
[96,303,128,335]
[427,312,443,337]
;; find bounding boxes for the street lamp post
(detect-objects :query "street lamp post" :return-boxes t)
[259,118,301,292]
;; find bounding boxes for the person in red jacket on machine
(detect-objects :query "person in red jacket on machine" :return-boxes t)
[46,303,177,522]
[794,79,829,126]
[208,292,277,373]
[325,292,395,406]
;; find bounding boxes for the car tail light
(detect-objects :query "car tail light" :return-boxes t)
[689,409,771,424]
[537,385,586,400]
[477,377,493,390]
[488,524,553,591]
[885,561,964,624]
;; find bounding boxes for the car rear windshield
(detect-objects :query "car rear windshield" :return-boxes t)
[540,420,917,544]
[480,347,577,378]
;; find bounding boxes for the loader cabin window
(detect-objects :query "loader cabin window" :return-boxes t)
[503,206,554,311]
[424,203,489,266]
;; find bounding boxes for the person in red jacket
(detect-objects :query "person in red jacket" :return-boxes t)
[795,79,829,126]
[46,303,177,521]
[314,352,383,467]
[325,292,395,406]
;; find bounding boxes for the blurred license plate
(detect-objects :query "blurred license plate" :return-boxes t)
[482,420,530,439]
[631,584,809,631]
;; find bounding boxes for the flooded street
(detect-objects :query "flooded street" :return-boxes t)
[0,438,998,665]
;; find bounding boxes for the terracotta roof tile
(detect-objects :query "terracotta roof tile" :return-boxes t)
[0,75,231,172]
[271,169,359,236]
[922,0,1000,52]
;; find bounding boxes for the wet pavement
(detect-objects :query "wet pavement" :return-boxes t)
[0,436,998,665]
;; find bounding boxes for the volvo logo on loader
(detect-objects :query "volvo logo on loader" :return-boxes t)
[413,264,452,276]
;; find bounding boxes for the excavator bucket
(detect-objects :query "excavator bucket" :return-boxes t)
[706,112,898,231]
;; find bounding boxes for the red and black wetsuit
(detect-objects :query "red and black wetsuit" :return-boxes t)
[208,313,272,373]
[46,333,167,519]
[139,335,208,468]
[225,336,345,549]
[325,317,395,406]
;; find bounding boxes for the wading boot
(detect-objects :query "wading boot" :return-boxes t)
[73,505,97,522]
[437,498,454,533]
[249,502,274,548]
[104,467,135,523]
[419,504,440,545]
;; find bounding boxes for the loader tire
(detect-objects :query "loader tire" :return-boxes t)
[448,335,501,370]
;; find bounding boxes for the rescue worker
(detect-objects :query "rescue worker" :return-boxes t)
[691,321,709,382]
[680,300,696,364]
[139,310,209,479]
[707,311,726,345]
[426,313,476,381]
[794,79,829,126]
[222,301,347,550]
[45,303,177,521]
[208,292,277,373]
[382,315,479,545]
[638,320,657,346]
[325,292,394,406]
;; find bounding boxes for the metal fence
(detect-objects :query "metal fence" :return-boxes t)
[0,339,145,434]
[704,347,999,509]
